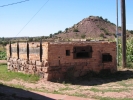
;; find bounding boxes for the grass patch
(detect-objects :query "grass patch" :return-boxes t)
[95,96,133,100]
[0,65,39,83]
[71,92,87,98]
[117,81,133,87]
[90,87,100,92]
[53,90,62,94]
[90,87,131,93]
[9,84,25,89]
[0,63,7,66]
[59,87,73,91]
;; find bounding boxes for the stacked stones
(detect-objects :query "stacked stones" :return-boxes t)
[7,57,51,80]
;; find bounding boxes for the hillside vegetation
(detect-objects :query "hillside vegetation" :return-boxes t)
[51,16,132,41]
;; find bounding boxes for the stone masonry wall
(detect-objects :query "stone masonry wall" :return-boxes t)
[7,41,117,81]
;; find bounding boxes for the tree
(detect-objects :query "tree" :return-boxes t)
[41,36,45,39]
[65,28,68,32]
[28,37,33,42]
[49,34,53,38]
[99,16,103,20]
[105,18,108,22]
[58,30,62,34]
[2,41,8,46]
[2,37,4,41]
[129,30,133,34]
[73,29,79,32]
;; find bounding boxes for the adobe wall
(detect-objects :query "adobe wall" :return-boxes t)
[47,42,116,80]
[6,41,117,81]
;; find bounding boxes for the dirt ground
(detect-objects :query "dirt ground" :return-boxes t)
[0,60,133,99]
[0,60,7,64]
[0,70,133,100]
[0,78,133,99]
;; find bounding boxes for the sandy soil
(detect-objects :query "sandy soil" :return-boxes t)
[0,73,133,100]
[0,64,133,99]
[0,60,7,64]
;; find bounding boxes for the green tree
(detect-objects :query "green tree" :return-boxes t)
[58,30,62,34]
[105,18,108,22]
[49,34,53,38]
[2,37,4,41]
[29,37,33,42]
[129,30,133,34]
[73,29,79,32]
[65,28,68,32]
[99,16,103,20]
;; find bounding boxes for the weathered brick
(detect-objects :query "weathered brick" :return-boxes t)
[7,41,117,81]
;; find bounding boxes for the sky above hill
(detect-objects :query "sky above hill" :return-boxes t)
[0,0,132,37]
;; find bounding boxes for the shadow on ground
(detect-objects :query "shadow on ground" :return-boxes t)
[54,70,133,86]
[0,84,54,100]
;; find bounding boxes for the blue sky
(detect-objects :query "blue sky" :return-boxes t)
[0,0,132,37]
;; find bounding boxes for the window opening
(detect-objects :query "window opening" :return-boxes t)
[66,50,70,56]
[102,53,112,62]
[73,46,92,59]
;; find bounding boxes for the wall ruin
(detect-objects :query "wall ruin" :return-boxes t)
[7,41,117,81]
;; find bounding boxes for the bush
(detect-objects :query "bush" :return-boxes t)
[81,34,86,39]
[73,29,79,32]
[100,28,104,30]
[58,30,62,34]
[118,38,133,68]
[65,28,68,32]
[100,33,104,38]
[129,30,133,34]
[105,18,108,22]
[99,16,103,20]
[0,51,7,60]
[28,37,33,42]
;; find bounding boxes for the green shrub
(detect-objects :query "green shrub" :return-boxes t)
[100,33,104,38]
[0,51,7,60]
[58,30,62,34]
[65,28,68,32]
[100,28,104,30]
[73,29,79,32]
[129,30,133,34]
[81,34,86,39]
[118,38,133,68]
[105,32,109,35]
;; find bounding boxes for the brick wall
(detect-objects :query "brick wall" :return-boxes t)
[6,41,117,81]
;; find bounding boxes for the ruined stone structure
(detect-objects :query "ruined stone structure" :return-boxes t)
[6,41,117,80]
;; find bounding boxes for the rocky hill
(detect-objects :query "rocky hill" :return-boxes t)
[54,16,130,40]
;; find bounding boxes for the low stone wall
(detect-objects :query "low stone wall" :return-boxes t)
[7,58,51,79]
[7,58,90,80]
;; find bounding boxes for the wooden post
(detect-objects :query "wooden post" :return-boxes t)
[27,41,29,61]
[17,41,19,59]
[40,40,42,62]
[9,41,12,57]
[121,0,126,68]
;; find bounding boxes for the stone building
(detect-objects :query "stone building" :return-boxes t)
[7,41,117,80]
